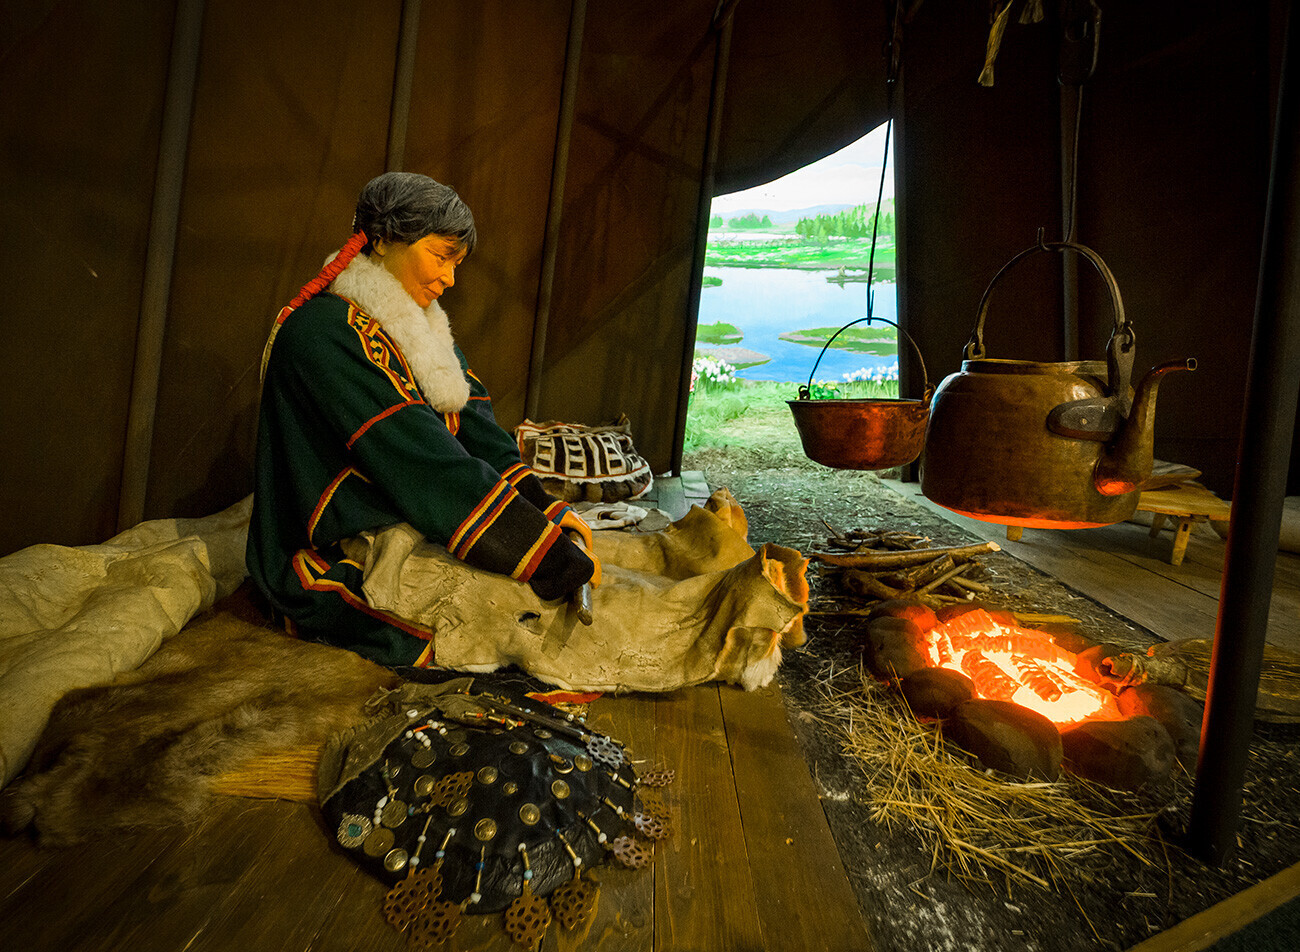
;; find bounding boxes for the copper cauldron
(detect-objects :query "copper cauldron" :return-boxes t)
[789,317,933,470]
[920,238,1195,529]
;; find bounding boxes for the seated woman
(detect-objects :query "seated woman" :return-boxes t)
[248,172,598,667]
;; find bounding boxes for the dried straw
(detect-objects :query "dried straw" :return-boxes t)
[209,747,322,803]
[810,663,1166,894]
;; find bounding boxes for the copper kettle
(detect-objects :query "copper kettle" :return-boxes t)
[920,238,1195,529]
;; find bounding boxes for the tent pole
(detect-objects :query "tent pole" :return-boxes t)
[526,0,587,421]
[670,0,739,476]
[1188,1,1300,864]
[385,0,423,173]
[116,0,205,532]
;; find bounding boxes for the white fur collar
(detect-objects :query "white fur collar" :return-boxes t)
[328,252,471,412]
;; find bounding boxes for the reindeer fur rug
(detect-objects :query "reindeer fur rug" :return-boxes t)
[2,610,397,846]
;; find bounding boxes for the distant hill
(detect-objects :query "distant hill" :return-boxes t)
[713,204,853,227]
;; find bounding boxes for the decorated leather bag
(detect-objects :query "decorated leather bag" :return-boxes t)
[514,415,653,503]
[318,675,673,949]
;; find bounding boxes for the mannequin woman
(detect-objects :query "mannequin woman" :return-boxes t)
[247,172,597,666]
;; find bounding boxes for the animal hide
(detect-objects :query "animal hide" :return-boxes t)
[349,489,809,692]
[2,610,397,846]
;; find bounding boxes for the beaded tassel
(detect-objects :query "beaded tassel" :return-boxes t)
[548,831,598,931]
[383,821,442,932]
[401,830,463,950]
[503,845,550,949]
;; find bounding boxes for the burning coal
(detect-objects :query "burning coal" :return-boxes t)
[925,609,1121,726]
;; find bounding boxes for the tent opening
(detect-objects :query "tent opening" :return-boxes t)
[683,122,899,459]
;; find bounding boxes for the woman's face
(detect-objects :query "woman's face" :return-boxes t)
[374,234,466,307]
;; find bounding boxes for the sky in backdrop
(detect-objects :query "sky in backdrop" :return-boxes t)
[710,122,894,215]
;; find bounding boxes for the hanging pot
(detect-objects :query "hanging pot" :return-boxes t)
[920,237,1195,529]
[788,317,933,470]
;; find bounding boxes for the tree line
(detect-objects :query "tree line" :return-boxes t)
[795,201,895,240]
[709,212,772,229]
[708,203,896,239]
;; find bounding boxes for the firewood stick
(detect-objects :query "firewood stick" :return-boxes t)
[949,575,992,593]
[909,554,957,588]
[1012,612,1078,625]
[822,517,848,543]
[916,562,972,595]
[842,569,904,600]
[881,531,928,550]
[811,541,1001,569]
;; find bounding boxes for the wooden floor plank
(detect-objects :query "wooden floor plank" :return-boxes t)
[886,482,1220,635]
[0,820,193,951]
[885,479,1300,654]
[719,683,874,952]
[653,686,766,951]
[568,692,659,952]
[1124,859,1300,952]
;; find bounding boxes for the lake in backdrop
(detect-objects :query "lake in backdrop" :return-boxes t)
[696,266,900,383]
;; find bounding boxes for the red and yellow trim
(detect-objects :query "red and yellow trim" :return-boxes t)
[512,521,562,581]
[345,305,422,403]
[447,479,517,562]
[307,467,370,545]
[348,401,424,449]
[290,548,431,640]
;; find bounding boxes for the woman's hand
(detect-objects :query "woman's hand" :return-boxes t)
[558,510,601,587]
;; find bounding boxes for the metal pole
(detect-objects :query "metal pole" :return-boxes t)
[1188,2,1300,864]
[116,0,205,531]
[385,0,423,173]
[525,0,587,420]
[670,0,738,476]
[1059,82,1080,360]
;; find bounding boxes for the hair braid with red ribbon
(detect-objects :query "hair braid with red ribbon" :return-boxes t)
[285,229,369,310]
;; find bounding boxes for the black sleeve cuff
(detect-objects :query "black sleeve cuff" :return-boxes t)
[527,534,595,601]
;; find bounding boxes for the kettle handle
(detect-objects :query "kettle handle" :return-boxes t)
[966,232,1135,403]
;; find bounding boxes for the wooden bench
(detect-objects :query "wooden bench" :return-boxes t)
[1136,483,1233,566]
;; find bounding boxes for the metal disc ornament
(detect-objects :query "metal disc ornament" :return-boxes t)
[319,675,661,946]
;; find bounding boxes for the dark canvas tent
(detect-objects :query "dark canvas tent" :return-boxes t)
[2,0,1300,932]
[2,0,1287,556]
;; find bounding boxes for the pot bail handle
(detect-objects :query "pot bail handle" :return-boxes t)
[965,230,1134,401]
[799,316,930,400]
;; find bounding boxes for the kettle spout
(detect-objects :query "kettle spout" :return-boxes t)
[1094,358,1197,496]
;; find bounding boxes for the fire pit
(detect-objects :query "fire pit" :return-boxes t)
[863,600,1204,790]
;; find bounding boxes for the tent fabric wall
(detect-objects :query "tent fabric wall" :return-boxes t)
[144,0,402,523]
[895,0,1277,497]
[715,0,893,197]
[0,1,176,554]
[532,1,721,470]
[0,0,1286,557]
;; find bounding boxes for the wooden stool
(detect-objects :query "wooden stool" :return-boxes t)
[1136,484,1232,566]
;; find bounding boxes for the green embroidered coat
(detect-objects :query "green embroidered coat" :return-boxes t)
[248,289,592,667]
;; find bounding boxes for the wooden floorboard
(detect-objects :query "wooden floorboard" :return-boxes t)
[579,692,657,952]
[653,686,767,951]
[1123,859,1300,952]
[719,683,874,952]
[9,471,1298,951]
[0,681,861,952]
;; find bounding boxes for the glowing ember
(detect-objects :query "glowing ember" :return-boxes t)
[926,609,1120,726]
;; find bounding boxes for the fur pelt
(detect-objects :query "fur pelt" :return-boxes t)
[1,611,398,846]
[328,250,470,412]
